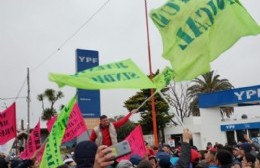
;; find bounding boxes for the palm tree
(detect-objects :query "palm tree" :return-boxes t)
[187,71,234,117]
[37,88,64,120]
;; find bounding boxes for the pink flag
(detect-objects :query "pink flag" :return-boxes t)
[35,143,45,162]
[46,103,87,143]
[46,115,57,132]
[20,120,41,160]
[117,125,146,161]
[0,103,17,145]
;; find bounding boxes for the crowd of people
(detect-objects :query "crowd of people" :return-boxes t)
[0,110,259,168]
[0,129,260,168]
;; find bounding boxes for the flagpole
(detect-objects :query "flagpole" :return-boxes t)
[144,0,159,147]
[27,67,31,141]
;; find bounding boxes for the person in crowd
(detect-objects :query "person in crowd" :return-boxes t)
[130,154,143,167]
[215,149,234,168]
[90,109,138,146]
[137,160,153,168]
[244,134,260,153]
[231,161,242,168]
[241,153,256,168]
[169,129,193,168]
[63,157,76,168]
[116,159,134,168]
[74,140,98,168]
[162,144,173,156]
[207,142,213,150]
[145,141,155,158]
[206,148,218,168]
[57,164,70,168]
[238,143,252,162]
[156,151,172,168]
[233,146,242,162]
[93,145,116,168]
[255,152,260,168]
[0,153,8,168]
[149,156,158,168]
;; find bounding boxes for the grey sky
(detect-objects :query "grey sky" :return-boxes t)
[0,0,260,128]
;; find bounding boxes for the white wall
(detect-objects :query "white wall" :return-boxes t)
[199,108,227,149]
[163,106,260,150]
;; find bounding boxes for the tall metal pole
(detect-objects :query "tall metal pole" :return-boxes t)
[144,0,159,147]
[27,68,30,139]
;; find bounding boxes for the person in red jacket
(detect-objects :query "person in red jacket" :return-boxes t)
[90,109,138,146]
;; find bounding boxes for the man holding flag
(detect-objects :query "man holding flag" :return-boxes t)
[90,109,138,146]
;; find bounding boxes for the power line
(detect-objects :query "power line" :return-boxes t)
[14,77,27,101]
[0,97,27,100]
[31,0,111,72]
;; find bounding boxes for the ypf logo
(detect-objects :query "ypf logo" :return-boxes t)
[226,125,235,130]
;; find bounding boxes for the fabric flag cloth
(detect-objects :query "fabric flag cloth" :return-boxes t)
[0,103,17,145]
[20,120,41,160]
[46,103,87,143]
[40,96,76,168]
[49,59,157,90]
[150,0,260,81]
[117,125,146,162]
[152,66,175,89]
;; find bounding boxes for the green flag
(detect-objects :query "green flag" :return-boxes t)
[49,59,157,89]
[152,66,175,89]
[40,96,76,168]
[150,0,260,81]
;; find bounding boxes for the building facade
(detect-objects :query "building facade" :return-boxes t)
[164,85,260,150]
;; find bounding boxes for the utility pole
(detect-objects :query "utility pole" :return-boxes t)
[144,0,159,147]
[27,67,30,139]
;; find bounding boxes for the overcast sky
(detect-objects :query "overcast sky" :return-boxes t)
[0,0,260,128]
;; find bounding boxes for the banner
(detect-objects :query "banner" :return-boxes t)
[117,125,146,161]
[150,0,260,81]
[0,103,17,145]
[47,103,87,143]
[40,96,76,168]
[20,120,41,160]
[152,66,175,89]
[49,59,157,90]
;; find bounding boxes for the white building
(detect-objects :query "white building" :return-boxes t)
[164,85,260,150]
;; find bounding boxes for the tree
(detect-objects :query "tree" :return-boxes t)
[187,71,234,117]
[37,88,64,120]
[124,85,174,143]
[163,82,190,122]
[112,115,137,142]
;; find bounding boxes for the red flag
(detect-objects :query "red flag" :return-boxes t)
[0,103,17,145]
[20,120,41,160]
[46,103,87,143]
[117,125,146,161]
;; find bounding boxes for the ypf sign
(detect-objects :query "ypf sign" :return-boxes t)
[76,49,101,118]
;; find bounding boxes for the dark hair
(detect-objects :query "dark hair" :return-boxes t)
[222,145,233,154]
[256,152,260,161]
[215,149,233,166]
[137,160,153,168]
[100,115,107,120]
[244,153,256,164]
[163,144,171,149]
[149,156,158,164]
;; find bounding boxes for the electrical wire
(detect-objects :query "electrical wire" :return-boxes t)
[31,0,111,72]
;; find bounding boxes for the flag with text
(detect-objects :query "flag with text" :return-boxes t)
[49,59,157,90]
[150,0,260,81]
[40,96,76,168]
[20,120,41,160]
[117,125,146,161]
[0,103,17,145]
[46,103,87,143]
